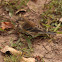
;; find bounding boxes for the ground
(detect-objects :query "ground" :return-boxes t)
[32,34,62,62]
[0,0,62,62]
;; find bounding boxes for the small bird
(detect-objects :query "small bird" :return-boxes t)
[18,15,43,31]
[17,15,56,36]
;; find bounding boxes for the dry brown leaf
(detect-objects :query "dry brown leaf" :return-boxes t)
[27,0,51,15]
[1,22,14,30]
[1,46,35,62]
[16,9,26,15]
[21,57,35,62]
[1,46,22,56]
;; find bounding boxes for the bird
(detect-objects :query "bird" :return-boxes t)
[16,15,56,37]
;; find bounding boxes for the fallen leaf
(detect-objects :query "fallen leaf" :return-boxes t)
[21,57,35,62]
[1,22,14,30]
[16,9,26,15]
[1,46,35,62]
[1,46,22,56]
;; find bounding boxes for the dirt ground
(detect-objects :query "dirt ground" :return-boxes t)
[32,34,62,62]
[0,0,62,62]
[0,34,62,62]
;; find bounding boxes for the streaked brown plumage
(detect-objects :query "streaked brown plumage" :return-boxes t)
[17,15,56,36]
[19,15,43,32]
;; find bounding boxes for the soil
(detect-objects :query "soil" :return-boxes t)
[0,0,62,62]
[32,34,62,62]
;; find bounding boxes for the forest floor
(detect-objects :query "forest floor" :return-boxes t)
[0,0,62,62]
